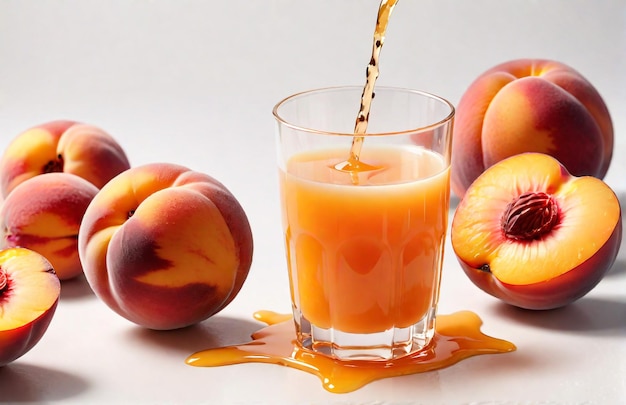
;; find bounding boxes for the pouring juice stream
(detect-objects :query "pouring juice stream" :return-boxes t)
[335,0,399,178]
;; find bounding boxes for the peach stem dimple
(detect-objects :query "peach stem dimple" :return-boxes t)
[43,154,64,173]
[502,192,559,241]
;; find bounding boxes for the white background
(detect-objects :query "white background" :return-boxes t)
[0,1,625,404]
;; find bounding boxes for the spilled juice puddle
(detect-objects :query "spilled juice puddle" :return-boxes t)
[186,310,516,393]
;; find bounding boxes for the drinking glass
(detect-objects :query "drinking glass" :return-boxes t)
[273,86,454,361]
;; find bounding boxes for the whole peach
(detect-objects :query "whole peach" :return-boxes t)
[0,173,99,280]
[0,120,131,197]
[451,59,613,198]
[78,163,254,330]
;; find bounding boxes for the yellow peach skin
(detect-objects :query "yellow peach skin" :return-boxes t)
[0,120,131,197]
[451,59,613,198]
[0,173,99,280]
[78,163,254,330]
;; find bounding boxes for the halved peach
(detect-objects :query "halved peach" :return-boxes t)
[451,153,622,310]
[0,247,60,366]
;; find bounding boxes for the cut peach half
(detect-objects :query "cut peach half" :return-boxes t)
[0,247,60,366]
[452,152,622,310]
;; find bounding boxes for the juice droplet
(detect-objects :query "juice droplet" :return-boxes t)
[186,311,516,394]
[252,310,292,324]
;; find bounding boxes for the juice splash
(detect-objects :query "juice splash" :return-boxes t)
[186,310,516,394]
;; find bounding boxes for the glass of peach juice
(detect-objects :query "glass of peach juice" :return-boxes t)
[273,86,454,361]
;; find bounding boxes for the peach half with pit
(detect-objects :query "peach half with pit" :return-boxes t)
[0,247,60,367]
[0,173,99,281]
[78,163,254,330]
[451,153,622,310]
[451,58,613,198]
[0,120,131,197]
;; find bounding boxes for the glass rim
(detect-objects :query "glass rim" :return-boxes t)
[272,85,455,137]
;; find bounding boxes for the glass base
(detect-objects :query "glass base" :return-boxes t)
[294,307,437,361]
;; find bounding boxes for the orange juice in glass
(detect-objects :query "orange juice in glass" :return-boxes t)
[273,86,454,360]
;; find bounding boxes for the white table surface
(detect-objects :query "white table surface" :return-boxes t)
[1,1,625,404]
